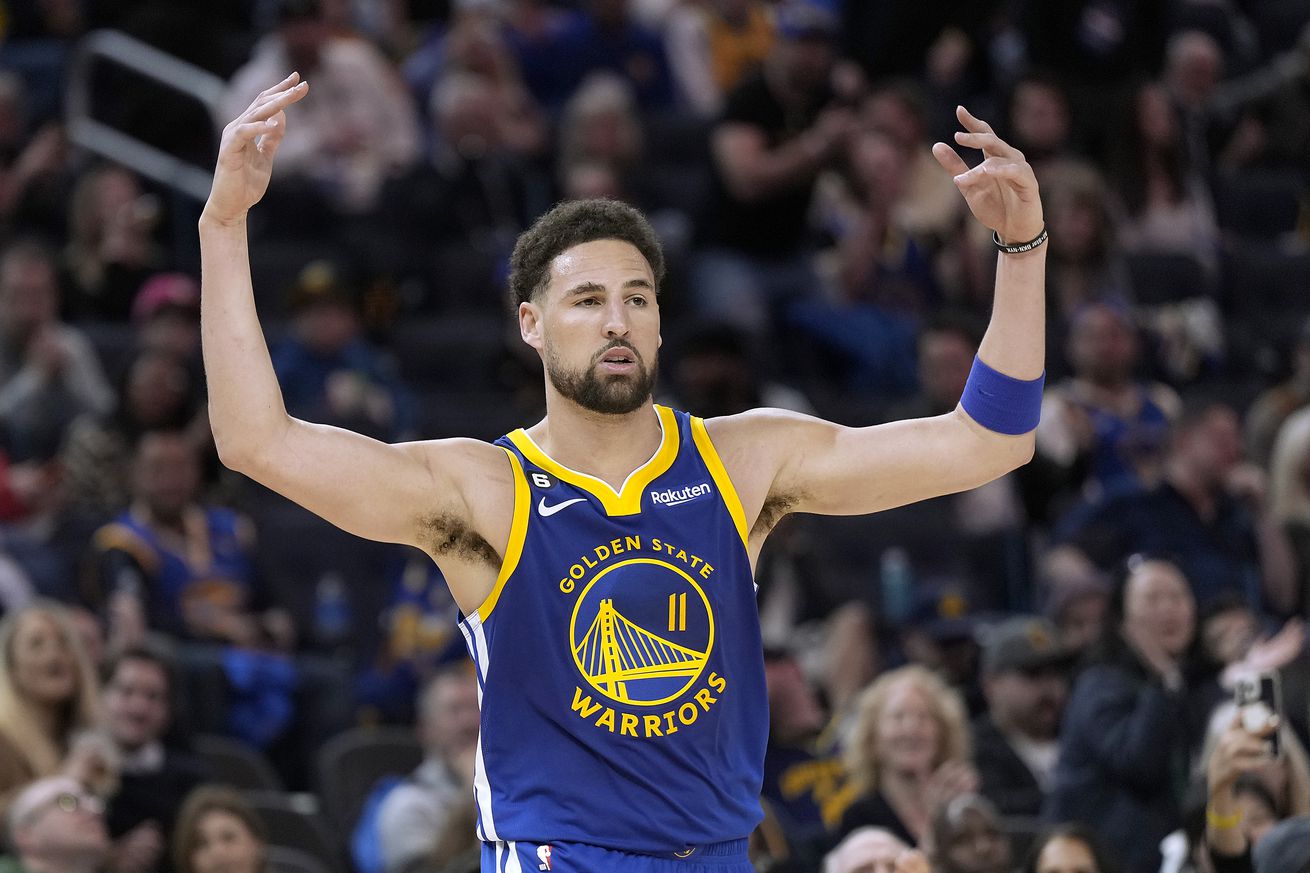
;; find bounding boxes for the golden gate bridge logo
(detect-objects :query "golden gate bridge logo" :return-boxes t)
[569,558,714,706]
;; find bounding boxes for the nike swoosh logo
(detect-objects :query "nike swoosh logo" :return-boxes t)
[538,497,586,517]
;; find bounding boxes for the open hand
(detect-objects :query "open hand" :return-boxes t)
[932,105,1043,244]
[203,72,309,226]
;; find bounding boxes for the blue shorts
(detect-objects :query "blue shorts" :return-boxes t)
[480,838,753,873]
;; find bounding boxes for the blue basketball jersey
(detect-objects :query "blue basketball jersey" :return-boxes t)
[458,405,767,854]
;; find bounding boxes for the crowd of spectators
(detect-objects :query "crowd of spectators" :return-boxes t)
[2,0,1310,871]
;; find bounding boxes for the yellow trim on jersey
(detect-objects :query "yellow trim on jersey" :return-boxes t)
[690,417,748,549]
[476,448,531,622]
[506,405,680,516]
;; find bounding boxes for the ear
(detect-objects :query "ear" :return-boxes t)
[519,300,543,352]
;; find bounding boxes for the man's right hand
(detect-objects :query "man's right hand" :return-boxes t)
[203,72,309,227]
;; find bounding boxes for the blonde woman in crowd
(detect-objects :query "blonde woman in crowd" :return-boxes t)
[836,664,978,849]
[0,601,101,806]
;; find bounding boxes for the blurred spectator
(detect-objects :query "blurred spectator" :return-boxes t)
[884,314,978,422]
[0,553,34,616]
[1204,709,1281,868]
[0,602,100,803]
[1055,401,1297,615]
[1210,22,1310,171]
[62,347,206,516]
[1248,318,1310,469]
[501,0,577,108]
[1270,407,1310,613]
[895,584,981,708]
[102,644,210,873]
[662,320,812,419]
[694,2,854,336]
[0,239,114,461]
[0,73,70,243]
[1020,0,1167,161]
[1252,815,1310,872]
[557,75,664,213]
[445,14,547,153]
[790,126,933,397]
[928,793,1011,873]
[0,435,102,601]
[858,80,966,245]
[1039,162,1132,322]
[89,430,291,650]
[753,517,843,648]
[1003,73,1075,177]
[815,602,881,752]
[973,617,1073,818]
[822,826,929,873]
[760,646,847,866]
[838,664,978,847]
[0,0,83,129]
[1202,698,1310,848]
[1037,302,1180,499]
[0,775,111,873]
[664,0,775,117]
[1046,557,1207,873]
[222,0,420,213]
[270,261,416,441]
[377,72,537,303]
[355,552,462,725]
[531,0,673,109]
[407,7,547,162]
[376,666,479,873]
[172,786,268,873]
[1020,824,1117,873]
[1106,81,1219,265]
[131,273,203,367]
[1161,30,1235,179]
[63,165,166,319]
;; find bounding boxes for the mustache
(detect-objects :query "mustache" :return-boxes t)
[592,341,644,365]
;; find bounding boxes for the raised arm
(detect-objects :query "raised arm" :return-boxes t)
[708,106,1045,546]
[199,74,508,611]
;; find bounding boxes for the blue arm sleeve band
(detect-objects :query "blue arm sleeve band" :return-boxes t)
[959,356,1044,435]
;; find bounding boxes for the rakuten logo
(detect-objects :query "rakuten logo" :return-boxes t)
[650,482,712,506]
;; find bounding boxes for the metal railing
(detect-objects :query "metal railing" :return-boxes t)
[65,29,225,201]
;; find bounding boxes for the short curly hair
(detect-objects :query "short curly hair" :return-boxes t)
[508,199,665,309]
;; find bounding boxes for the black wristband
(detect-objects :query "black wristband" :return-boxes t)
[992,225,1048,254]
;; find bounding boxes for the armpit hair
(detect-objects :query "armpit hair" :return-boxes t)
[752,491,800,538]
[418,513,500,566]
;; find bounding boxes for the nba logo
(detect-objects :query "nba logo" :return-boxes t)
[536,845,552,871]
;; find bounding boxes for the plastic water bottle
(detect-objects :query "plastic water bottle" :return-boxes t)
[314,572,351,647]
[880,547,914,624]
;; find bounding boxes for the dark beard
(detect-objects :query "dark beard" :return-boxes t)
[546,344,658,415]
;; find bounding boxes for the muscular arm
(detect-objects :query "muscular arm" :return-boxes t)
[709,107,1044,545]
[200,74,507,613]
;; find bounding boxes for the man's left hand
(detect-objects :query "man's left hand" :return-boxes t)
[932,105,1043,244]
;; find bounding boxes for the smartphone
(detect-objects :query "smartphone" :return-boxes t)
[1234,672,1282,758]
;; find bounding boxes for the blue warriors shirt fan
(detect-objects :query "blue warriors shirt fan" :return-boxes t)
[458,405,767,857]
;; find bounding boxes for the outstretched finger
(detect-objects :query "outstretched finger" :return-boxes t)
[954,130,1022,160]
[932,141,969,178]
[956,104,996,135]
[256,71,300,101]
[240,81,309,124]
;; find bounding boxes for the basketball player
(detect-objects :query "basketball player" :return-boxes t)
[201,73,1047,872]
